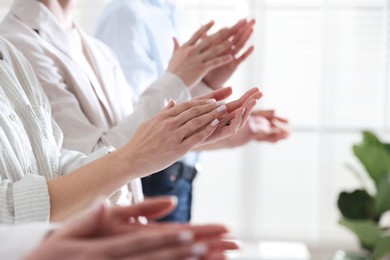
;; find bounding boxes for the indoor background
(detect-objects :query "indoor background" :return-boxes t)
[1,0,388,256]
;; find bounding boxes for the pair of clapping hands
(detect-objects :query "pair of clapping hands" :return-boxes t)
[168,18,256,90]
[168,18,289,148]
[122,18,288,177]
[25,197,238,260]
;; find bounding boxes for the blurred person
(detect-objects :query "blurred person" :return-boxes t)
[96,0,255,98]
[96,0,289,222]
[0,0,260,210]
[1,197,239,259]
[0,35,259,224]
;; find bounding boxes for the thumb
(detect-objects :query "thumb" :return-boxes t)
[164,98,176,110]
[194,87,233,101]
[172,37,180,51]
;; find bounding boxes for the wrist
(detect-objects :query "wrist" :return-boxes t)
[202,78,222,90]
[115,144,146,181]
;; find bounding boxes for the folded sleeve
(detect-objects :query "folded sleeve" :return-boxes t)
[0,174,50,224]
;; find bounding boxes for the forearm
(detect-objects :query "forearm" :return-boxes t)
[48,149,137,222]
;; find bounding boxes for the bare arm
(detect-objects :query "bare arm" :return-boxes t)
[47,90,261,221]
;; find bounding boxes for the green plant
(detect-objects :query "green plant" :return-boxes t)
[337,131,390,259]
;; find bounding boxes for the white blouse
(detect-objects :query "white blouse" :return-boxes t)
[0,37,112,224]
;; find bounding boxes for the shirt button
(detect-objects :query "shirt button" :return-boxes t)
[28,166,34,173]
[0,51,3,60]
[8,114,16,121]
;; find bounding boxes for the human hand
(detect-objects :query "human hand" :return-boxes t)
[25,197,238,260]
[121,98,230,176]
[203,18,256,89]
[224,109,290,147]
[193,86,233,102]
[167,21,235,88]
[199,87,263,146]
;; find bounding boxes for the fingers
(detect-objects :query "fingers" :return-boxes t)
[173,37,180,51]
[238,99,257,129]
[232,19,255,54]
[185,21,215,46]
[220,108,244,134]
[226,87,262,112]
[103,224,232,259]
[229,18,248,34]
[108,229,195,258]
[270,115,290,125]
[174,101,226,128]
[194,87,233,101]
[199,41,232,62]
[203,54,234,72]
[163,100,216,118]
[145,224,229,238]
[204,239,240,253]
[251,109,289,124]
[177,102,227,140]
[196,28,232,53]
[126,239,237,260]
[163,99,176,110]
[181,120,219,150]
[251,109,275,118]
[235,45,255,65]
[110,197,178,221]
[127,242,208,260]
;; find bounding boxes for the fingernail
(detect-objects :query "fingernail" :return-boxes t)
[215,100,225,106]
[216,104,227,113]
[207,98,216,104]
[164,98,175,107]
[137,216,148,225]
[191,243,208,256]
[170,196,178,206]
[211,119,219,127]
[178,230,194,244]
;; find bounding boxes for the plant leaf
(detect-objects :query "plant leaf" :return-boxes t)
[353,132,390,186]
[344,162,376,195]
[362,131,382,145]
[375,176,390,216]
[338,190,376,220]
[372,236,390,260]
[384,143,390,154]
[339,218,381,251]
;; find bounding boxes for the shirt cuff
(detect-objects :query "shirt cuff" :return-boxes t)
[84,146,116,165]
[13,174,51,224]
[155,72,192,103]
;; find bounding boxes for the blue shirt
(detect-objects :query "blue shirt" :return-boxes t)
[95,0,199,166]
[95,0,186,98]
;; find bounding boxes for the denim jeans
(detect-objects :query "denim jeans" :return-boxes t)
[141,162,197,223]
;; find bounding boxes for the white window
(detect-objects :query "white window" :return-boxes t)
[181,0,389,249]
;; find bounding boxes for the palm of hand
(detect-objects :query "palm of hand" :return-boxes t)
[203,59,239,89]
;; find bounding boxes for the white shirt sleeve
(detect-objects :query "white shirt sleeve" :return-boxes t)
[0,223,53,259]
